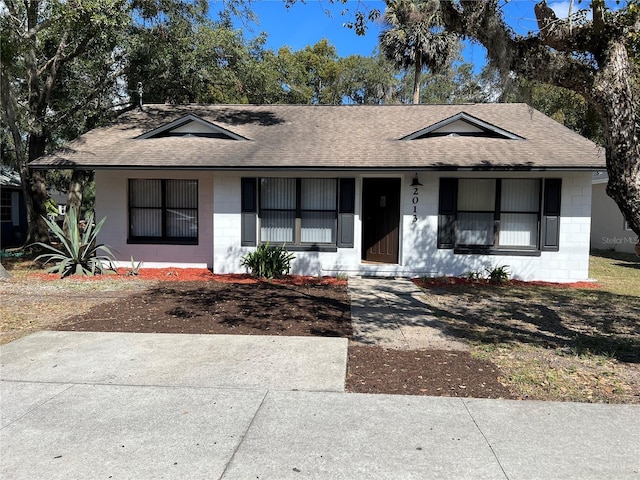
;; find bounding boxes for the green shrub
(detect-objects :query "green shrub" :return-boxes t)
[486,264,511,284]
[32,209,116,278]
[465,270,484,281]
[240,243,295,280]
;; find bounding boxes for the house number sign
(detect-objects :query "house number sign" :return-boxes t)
[412,187,419,223]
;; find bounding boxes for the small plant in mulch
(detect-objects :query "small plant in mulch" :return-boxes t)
[485,265,511,284]
[240,243,295,280]
[461,265,512,285]
[125,256,144,276]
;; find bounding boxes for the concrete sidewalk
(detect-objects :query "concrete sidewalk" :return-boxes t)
[2,331,639,479]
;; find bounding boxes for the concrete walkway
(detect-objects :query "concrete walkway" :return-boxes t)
[2,330,639,479]
[349,276,468,351]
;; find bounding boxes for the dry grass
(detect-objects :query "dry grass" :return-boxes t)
[453,251,640,403]
[0,255,154,345]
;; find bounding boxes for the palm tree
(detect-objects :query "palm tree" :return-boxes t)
[379,0,458,104]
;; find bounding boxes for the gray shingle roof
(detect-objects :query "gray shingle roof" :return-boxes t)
[29,103,605,170]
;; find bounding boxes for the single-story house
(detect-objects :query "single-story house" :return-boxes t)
[30,103,604,282]
[0,167,28,249]
[591,171,638,254]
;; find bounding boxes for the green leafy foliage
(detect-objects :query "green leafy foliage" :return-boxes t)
[486,265,511,284]
[32,209,116,278]
[464,265,511,284]
[465,270,484,281]
[240,243,295,280]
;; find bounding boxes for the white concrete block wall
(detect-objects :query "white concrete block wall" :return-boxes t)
[95,170,214,269]
[97,169,593,282]
[397,171,593,282]
[212,175,248,273]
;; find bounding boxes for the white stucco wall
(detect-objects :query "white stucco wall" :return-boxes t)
[590,182,638,253]
[96,169,593,282]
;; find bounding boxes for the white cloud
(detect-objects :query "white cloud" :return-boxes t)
[548,1,593,20]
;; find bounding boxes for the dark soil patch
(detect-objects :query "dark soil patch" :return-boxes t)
[56,281,352,337]
[347,346,515,399]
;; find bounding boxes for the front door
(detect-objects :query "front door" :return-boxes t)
[362,178,401,263]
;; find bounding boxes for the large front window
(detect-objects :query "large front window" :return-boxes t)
[439,178,548,253]
[259,178,337,246]
[128,179,198,244]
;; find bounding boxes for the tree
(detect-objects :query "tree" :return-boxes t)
[294,39,342,104]
[339,53,397,104]
[434,0,639,237]
[518,81,604,145]
[379,0,458,104]
[1,0,131,244]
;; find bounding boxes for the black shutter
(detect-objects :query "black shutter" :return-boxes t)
[438,178,457,249]
[338,178,355,248]
[241,178,257,246]
[541,178,562,251]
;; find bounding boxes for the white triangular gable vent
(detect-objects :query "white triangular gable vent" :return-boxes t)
[137,114,248,140]
[402,112,524,140]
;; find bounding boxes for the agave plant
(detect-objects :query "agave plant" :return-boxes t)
[33,209,116,278]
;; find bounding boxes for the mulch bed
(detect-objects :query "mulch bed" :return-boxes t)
[47,271,517,399]
[347,347,515,399]
[31,268,346,286]
[56,280,352,338]
[413,276,601,290]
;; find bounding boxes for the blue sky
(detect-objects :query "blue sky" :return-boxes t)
[220,1,626,71]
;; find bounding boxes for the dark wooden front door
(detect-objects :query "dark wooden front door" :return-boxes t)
[362,178,400,263]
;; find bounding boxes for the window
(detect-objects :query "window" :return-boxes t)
[259,178,337,247]
[438,178,559,254]
[1,189,12,222]
[498,179,540,248]
[456,179,496,246]
[128,179,198,244]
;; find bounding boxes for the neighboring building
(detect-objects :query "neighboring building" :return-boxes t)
[30,103,604,282]
[0,168,28,249]
[591,171,638,254]
[48,188,67,225]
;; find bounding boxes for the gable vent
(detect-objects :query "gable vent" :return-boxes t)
[402,112,524,141]
[136,114,248,140]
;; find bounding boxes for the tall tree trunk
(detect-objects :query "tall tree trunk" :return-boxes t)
[412,51,422,104]
[24,133,50,245]
[63,169,89,238]
[590,41,640,237]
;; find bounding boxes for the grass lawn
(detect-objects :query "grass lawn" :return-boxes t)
[588,249,640,297]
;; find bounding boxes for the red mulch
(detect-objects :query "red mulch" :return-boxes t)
[29,268,346,286]
[413,277,600,290]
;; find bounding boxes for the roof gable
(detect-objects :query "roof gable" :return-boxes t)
[136,114,249,140]
[402,111,524,140]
